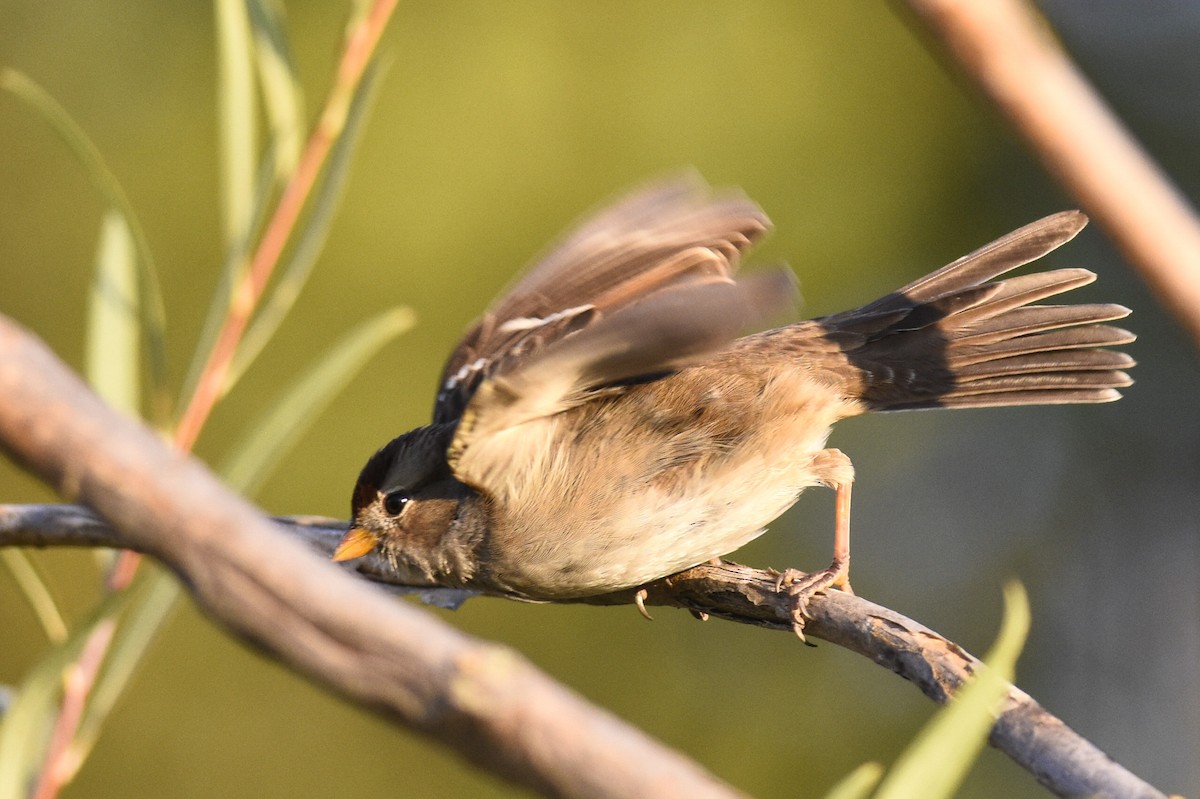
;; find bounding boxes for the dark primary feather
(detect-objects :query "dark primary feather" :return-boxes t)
[432,173,771,424]
[789,212,1135,411]
[864,211,1089,310]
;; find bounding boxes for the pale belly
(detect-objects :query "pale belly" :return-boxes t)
[484,368,855,597]
[555,452,824,593]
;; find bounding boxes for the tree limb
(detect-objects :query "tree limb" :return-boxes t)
[900,0,1200,348]
[0,314,742,799]
[0,498,1168,799]
[0,302,1171,796]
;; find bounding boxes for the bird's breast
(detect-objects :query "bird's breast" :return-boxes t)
[481,367,856,598]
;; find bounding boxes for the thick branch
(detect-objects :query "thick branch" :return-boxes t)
[0,315,740,799]
[0,503,1168,799]
[901,0,1200,347]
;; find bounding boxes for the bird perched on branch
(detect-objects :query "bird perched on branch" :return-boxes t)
[333,174,1134,635]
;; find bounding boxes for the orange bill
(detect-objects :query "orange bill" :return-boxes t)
[332,527,379,562]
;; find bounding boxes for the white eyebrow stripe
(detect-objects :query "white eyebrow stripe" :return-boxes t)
[496,304,593,334]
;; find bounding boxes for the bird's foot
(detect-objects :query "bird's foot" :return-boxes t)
[774,561,852,642]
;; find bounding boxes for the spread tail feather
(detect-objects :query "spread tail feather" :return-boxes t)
[814,211,1135,412]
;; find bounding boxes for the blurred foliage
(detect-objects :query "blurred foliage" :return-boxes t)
[2,2,407,796]
[825,582,1029,799]
[1,2,1197,798]
[872,583,1029,799]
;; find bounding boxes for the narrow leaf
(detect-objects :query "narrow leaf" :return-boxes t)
[0,550,68,644]
[220,306,415,495]
[227,55,388,390]
[87,210,140,416]
[823,762,885,799]
[85,211,143,571]
[0,69,169,426]
[873,582,1030,799]
[67,567,181,779]
[246,0,304,178]
[0,590,134,799]
[177,147,278,412]
[215,0,258,248]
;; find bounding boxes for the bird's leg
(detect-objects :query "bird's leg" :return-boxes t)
[780,448,855,639]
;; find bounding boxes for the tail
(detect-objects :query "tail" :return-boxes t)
[816,211,1135,411]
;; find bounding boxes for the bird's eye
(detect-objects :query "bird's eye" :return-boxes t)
[383,490,410,516]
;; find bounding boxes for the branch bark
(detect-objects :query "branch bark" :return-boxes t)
[0,315,742,799]
[0,507,1168,792]
[900,0,1200,348]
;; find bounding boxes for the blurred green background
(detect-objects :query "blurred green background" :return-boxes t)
[1,2,1197,797]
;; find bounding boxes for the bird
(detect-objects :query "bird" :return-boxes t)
[332,174,1134,635]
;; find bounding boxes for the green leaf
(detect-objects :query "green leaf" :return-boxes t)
[215,0,258,249]
[0,550,68,644]
[823,762,885,799]
[247,0,305,178]
[86,211,142,570]
[347,0,373,29]
[872,582,1030,799]
[0,569,180,797]
[68,567,181,775]
[176,148,278,414]
[0,589,135,799]
[0,69,169,426]
[226,54,389,391]
[219,306,415,495]
[87,210,140,416]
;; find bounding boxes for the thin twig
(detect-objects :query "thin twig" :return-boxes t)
[172,0,399,452]
[900,0,1200,347]
[29,621,115,799]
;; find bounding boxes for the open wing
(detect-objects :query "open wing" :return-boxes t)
[432,173,774,424]
[435,174,796,489]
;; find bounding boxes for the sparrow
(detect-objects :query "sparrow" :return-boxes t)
[333,175,1134,634]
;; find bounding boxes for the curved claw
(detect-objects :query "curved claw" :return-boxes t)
[778,561,851,640]
[634,588,654,621]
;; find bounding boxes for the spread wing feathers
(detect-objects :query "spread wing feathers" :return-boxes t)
[432,173,771,424]
[783,211,1135,411]
[448,267,797,481]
